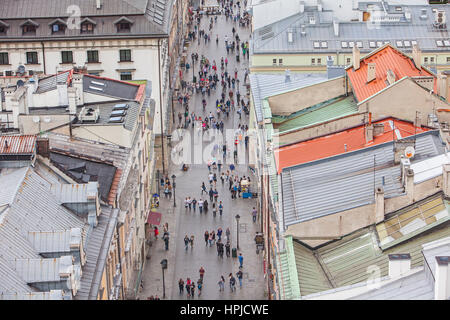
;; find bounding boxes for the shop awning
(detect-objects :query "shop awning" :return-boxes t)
[147,211,162,225]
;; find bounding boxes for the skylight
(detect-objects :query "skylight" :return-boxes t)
[369,41,376,48]
[313,41,320,48]
[396,40,403,47]
[357,41,363,48]
[437,40,444,47]
[341,41,348,48]
[321,41,327,48]
[404,40,411,47]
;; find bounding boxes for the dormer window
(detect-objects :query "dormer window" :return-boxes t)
[114,16,134,33]
[80,18,96,34]
[20,19,39,35]
[49,19,67,34]
[0,20,9,36]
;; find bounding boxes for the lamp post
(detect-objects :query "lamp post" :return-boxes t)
[171,174,176,207]
[160,259,168,298]
[191,54,195,83]
[235,214,240,250]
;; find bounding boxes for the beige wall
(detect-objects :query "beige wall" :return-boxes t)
[19,114,71,134]
[276,113,367,146]
[268,77,347,116]
[72,125,133,148]
[359,78,450,125]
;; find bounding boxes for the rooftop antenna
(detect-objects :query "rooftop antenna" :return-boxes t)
[373,154,376,197]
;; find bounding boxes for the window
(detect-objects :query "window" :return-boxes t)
[0,52,9,65]
[272,58,276,64]
[313,41,320,48]
[317,58,322,65]
[119,49,131,62]
[117,22,131,32]
[430,57,435,63]
[356,41,363,48]
[411,40,418,46]
[377,41,383,47]
[346,57,351,64]
[348,41,355,48]
[447,57,450,63]
[120,72,132,80]
[321,41,327,48]
[87,50,99,63]
[51,23,66,34]
[81,23,94,34]
[5,70,12,76]
[278,58,283,65]
[341,41,348,48]
[396,40,403,47]
[444,40,450,46]
[0,26,6,35]
[61,51,73,63]
[22,25,36,35]
[26,52,38,64]
[404,40,411,47]
[369,41,376,48]
[424,57,428,63]
[311,58,315,64]
[29,70,34,76]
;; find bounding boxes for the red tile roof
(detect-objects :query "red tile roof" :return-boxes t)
[275,118,430,173]
[347,45,436,102]
[0,135,36,155]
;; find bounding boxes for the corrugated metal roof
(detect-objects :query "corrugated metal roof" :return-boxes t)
[252,5,450,55]
[27,228,82,254]
[294,220,450,297]
[0,290,64,300]
[36,71,72,94]
[346,45,435,102]
[51,182,98,204]
[0,135,36,155]
[281,131,445,226]
[249,73,327,123]
[275,118,430,173]
[0,167,28,208]
[273,95,358,134]
[10,255,72,283]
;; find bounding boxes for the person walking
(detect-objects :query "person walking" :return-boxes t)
[238,253,244,268]
[204,230,209,246]
[236,269,243,288]
[218,276,225,291]
[208,232,213,247]
[197,279,203,296]
[225,240,231,258]
[229,273,236,292]
[219,201,224,216]
[186,278,192,297]
[190,282,195,298]
[163,232,169,250]
[154,226,159,240]
[226,227,231,242]
[199,266,205,280]
[192,198,197,211]
[252,207,257,223]
[184,235,190,251]
[190,235,195,250]
[211,230,216,244]
[217,227,223,241]
[198,199,204,214]
[179,278,185,294]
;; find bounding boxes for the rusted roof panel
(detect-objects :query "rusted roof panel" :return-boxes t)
[0,135,36,155]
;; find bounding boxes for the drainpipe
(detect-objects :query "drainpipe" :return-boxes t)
[116,223,125,299]
[158,39,166,175]
[41,41,47,74]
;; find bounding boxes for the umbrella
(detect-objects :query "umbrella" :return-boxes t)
[153,193,160,198]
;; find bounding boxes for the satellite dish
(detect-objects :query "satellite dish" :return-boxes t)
[405,146,415,159]
[43,117,51,123]
[32,116,40,123]
[16,80,25,87]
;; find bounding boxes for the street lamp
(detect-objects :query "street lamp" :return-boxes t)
[235,214,240,250]
[160,259,168,299]
[171,174,176,207]
[191,54,195,83]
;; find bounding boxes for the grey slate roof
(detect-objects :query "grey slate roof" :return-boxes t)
[281,130,445,226]
[0,0,172,40]
[249,73,328,123]
[252,5,450,54]
[83,75,140,101]
[36,71,71,94]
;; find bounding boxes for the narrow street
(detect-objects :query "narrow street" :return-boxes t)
[139,1,266,300]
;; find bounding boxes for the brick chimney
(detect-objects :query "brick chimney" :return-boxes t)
[367,63,376,82]
[72,73,84,106]
[405,168,415,202]
[67,87,77,115]
[412,44,422,69]
[353,44,360,70]
[437,72,448,101]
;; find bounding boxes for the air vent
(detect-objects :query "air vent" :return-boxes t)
[78,106,99,123]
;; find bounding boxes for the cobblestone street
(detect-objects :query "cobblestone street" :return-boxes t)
[138,1,266,300]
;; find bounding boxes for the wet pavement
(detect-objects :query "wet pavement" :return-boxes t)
[138,2,266,301]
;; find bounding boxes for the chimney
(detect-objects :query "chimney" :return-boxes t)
[405,168,415,202]
[72,73,84,106]
[333,20,339,36]
[375,187,384,223]
[394,139,416,164]
[442,164,450,197]
[412,44,422,70]
[67,87,77,115]
[352,44,360,70]
[437,73,448,101]
[388,254,411,278]
[317,0,323,12]
[386,69,396,86]
[96,0,102,9]
[373,123,385,136]
[299,1,305,13]
[285,69,291,83]
[57,80,68,107]
[367,63,376,82]
[400,157,411,185]
[365,124,374,143]
[434,256,450,300]
[3,86,16,112]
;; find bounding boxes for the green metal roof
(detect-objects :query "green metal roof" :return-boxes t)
[278,236,301,300]
[273,95,358,134]
[292,220,450,297]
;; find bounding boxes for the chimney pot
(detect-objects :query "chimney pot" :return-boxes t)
[367,63,376,82]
